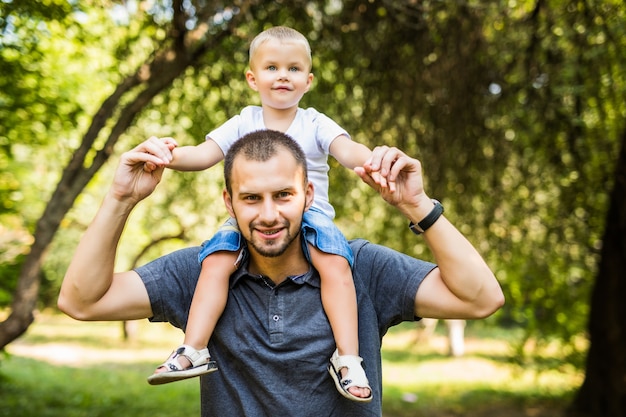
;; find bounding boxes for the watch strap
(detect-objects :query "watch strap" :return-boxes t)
[409,199,444,235]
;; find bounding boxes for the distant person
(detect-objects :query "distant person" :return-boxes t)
[415,318,466,357]
[58,129,505,416]
[148,26,373,401]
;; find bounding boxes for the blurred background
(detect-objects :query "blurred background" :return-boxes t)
[1,0,624,416]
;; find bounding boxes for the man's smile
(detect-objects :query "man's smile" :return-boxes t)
[254,226,285,240]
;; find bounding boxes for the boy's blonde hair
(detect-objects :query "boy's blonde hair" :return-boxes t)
[249,26,312,69]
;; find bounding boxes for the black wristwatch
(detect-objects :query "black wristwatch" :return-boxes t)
[409,199,444,235]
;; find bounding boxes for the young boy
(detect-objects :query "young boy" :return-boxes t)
[147,26,373,402]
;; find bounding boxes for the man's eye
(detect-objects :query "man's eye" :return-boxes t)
[277,192,291,199]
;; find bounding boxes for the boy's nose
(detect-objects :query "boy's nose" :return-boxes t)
[277,68,289,80]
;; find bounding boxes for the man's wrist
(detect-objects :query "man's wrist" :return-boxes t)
[408,199,444,235]
[104,190,140,217]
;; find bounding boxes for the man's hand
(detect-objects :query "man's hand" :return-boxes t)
[354,146,431,219]
[110,136,177,204]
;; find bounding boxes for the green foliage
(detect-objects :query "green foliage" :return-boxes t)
[0,254,21,305]
[478,0,625,355]
[0,1,147,306]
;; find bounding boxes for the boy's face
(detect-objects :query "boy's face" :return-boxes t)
[224,147,314,259]
[246,39,314,111]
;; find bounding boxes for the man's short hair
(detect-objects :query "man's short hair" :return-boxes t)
[224,129,309,194]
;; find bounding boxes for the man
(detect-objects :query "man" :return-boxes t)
[58,130,504,416]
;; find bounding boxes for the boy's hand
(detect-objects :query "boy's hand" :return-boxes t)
[143,137,178,172]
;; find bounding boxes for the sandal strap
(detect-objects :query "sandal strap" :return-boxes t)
[176,344,211,367]
[329,349,370,389]
[160,345,211,371]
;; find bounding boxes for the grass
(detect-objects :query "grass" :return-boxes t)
[378,322,581,417]
[0,313,583,417]
[0,356,200,417]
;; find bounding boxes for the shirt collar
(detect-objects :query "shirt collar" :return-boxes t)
[229,257,320,289]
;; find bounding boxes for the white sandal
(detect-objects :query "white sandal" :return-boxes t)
[147,344,217,385]
[327,349,373,402]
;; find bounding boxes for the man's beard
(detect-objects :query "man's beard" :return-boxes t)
[247,220,302,258]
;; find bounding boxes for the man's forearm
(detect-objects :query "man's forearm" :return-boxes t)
[407,201,504,318]
[425,219,501,311]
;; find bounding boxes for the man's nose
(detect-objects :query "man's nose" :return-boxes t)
[258,199,279,222]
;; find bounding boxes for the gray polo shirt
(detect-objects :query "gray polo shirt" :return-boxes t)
[137,239,436,417]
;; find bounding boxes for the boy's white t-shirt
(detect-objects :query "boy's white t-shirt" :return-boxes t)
[207,105,349,218]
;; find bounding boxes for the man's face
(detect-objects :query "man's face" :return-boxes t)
[224,148,314,258]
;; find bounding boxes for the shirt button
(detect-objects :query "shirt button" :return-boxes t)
[272,315,280,321]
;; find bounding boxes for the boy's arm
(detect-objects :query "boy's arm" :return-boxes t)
[330,134,390,189]
[328,134,372,169]
[167,138,225,171]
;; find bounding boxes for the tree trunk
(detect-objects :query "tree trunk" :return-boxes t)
[0,0,253,349]
[569,129,626,416]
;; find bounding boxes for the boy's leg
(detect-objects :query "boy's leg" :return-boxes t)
[153,251,237,372]
[308,245,371,400]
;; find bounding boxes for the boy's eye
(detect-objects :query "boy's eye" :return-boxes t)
[289,66,299,72]
[268,65,277,71]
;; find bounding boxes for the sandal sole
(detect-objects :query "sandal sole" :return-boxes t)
[147,361,218,385]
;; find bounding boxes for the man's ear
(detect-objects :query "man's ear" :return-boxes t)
[223,189,236,218]
[304,181,315,211]
[245,70,258,91]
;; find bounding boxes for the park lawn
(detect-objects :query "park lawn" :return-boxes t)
[0,312,582,417]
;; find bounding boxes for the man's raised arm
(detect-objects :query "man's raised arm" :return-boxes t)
[58,137,176,321]
[355,146,505,320]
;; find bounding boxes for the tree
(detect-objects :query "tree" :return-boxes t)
[569,129,626,416]
[0,0,256,349]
